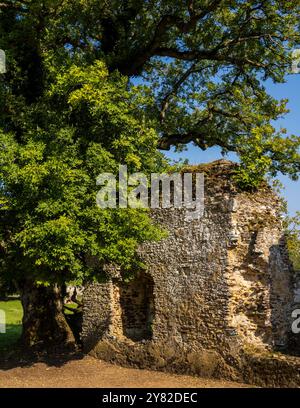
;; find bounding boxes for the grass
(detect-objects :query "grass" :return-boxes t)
[0,299,79,355]
[0,298,23,353]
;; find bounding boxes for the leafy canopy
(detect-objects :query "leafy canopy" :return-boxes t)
[0,57,167,285]
[2,1,300,184]
[1,0,300,286]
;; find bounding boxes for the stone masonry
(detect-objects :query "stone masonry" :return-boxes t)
[81,160,299,386]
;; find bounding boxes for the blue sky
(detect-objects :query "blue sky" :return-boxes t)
[164,74,300,216]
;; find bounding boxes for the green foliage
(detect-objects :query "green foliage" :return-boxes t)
[285,212,300,271]
[233,126,300,189]
[0,56,168,285]
[1,0,300,290]
[0,299,23,353]
[1,2,300,183]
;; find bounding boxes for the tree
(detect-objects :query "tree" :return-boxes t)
[0,59,167,347]
[1,0,300,347]
[285,212,300,271]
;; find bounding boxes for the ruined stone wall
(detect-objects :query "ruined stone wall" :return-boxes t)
[81,160,294,383]
[226,191,293,350]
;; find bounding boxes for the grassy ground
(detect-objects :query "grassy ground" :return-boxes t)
[0,298,23,353]
[0,299,79,354]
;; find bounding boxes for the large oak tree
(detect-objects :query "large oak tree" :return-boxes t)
[1,0,300,347]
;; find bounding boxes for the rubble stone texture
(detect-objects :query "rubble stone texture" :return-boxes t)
[81,160,297,386]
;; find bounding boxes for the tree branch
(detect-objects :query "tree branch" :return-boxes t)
[155,46,268,69]
[158,132,199,150]
[158,130,237,151]
[160,63,197,122]
[118,0,223,75]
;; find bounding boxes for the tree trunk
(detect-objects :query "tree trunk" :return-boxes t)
[20,280,76,349]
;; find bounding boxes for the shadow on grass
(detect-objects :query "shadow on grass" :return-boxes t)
[0,323,22,351]
[0,298,84,371]
[0,326,84,372]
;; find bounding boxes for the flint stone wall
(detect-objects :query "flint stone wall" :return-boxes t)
[81,160,296,385]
